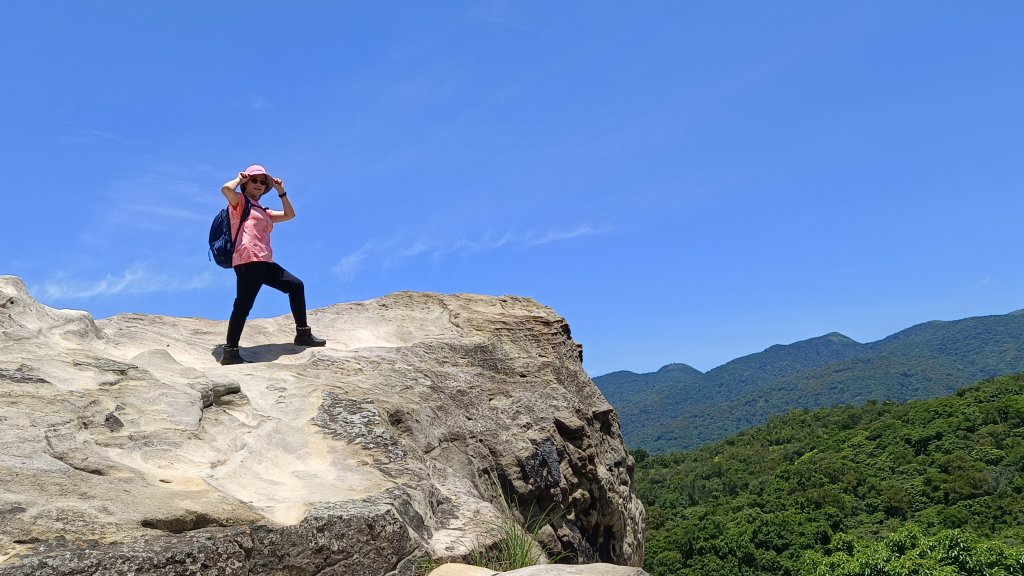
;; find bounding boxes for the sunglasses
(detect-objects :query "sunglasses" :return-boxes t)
[248,177,269,185]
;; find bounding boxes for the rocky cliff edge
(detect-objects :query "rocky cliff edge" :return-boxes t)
[0,276,645,575]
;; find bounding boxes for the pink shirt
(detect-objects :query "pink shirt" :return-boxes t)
[229,196,274,266]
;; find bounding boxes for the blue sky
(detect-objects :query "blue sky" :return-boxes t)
[3,2,1023,377]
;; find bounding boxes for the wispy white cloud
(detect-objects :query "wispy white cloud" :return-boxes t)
[434,225,608,255]
[127,204,210,226]
[334,224,610,282]
[97,166,219,234]
[334,244,372,282]
[433,233,516,257]
[525,225,606,246]
[60,161,225,259]
[232,95,272,110]
[397,240,431,258]
[470,0,523,28]
[40,266,216,300]
[248,96,271,109]
[60,129,133,146]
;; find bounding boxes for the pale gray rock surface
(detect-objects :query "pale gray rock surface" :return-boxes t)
[500,565,648,576]
[0,276,645,575]
[427,563,649,576]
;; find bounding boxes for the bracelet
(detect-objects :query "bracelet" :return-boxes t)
[278,192,287,198]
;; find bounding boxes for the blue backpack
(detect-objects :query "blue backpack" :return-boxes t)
[208,196,252,268]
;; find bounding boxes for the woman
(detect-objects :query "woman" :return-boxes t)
[219,164,326,365]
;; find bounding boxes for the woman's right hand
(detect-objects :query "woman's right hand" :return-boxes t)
[222,173,246,206]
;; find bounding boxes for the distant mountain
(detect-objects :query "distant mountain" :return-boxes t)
[595,363,703,411]
[595,310,1024,453]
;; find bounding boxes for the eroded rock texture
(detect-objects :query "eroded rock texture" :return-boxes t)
[0,276,644,575]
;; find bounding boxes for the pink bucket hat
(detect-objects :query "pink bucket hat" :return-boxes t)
[243,164,271,178]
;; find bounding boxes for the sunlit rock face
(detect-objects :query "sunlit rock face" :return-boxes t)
[0,275,644,575]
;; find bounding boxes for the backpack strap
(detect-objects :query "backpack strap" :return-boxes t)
[232,194,252,247]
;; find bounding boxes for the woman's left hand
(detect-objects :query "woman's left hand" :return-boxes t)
[272,177,285,192]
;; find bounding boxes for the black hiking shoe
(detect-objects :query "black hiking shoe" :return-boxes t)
[294,326,327,347]
[220,346,246,365]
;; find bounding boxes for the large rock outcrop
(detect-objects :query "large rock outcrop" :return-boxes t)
[0,276,645,575]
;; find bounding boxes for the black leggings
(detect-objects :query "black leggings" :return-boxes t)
[226,261,307,347]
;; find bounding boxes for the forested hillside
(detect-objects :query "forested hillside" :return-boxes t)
[596,311,1024,452]
[636,372,1024,575]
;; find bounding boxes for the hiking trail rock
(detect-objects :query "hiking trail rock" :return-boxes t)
[0,275,645,575]
[426,563,649,576]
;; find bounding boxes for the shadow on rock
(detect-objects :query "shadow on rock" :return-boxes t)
[211,343,307,363]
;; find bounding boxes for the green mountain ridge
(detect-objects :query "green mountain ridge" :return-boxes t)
[596,310,1024,453]
[636,372,1024,575]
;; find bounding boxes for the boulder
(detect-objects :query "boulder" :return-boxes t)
[0,276,645,575]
